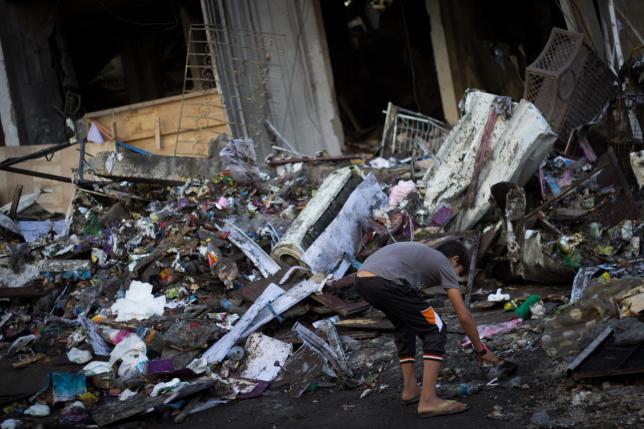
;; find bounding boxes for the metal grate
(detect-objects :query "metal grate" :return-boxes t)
[524,28,616,144]
[379,102,450,158]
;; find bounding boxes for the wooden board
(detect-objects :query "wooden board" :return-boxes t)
[83,89,230,157]
[0,142,125,214]
[335,318,395,331]
[309,292,371,317]
[0,145,78,214]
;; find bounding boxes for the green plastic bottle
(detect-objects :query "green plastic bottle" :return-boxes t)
[514,294,540,320]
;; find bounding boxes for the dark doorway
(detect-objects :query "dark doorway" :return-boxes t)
[0,0,203,146]
[321,0,442,148]
[320,0,566,150]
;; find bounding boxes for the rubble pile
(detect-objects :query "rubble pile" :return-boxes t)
[1,32,644,429]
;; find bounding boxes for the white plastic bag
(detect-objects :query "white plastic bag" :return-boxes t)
[82,361,111,376]
[67,347,93,364]
[110,281,165,322]
[24,404,50,417]
[487,288,510,302]
[108,334,148,379]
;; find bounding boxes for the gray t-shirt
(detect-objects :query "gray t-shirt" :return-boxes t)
[360,242,460,289]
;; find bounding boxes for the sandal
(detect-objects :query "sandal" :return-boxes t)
[401,395,420,406]
[418,400,469,418]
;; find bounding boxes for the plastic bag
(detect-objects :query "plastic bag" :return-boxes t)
[219,138,261,184]
[108,334,148,379]
[462,319,521,347]
[110,281,165,322]
[388,180,416,208]
[67,348,93,364]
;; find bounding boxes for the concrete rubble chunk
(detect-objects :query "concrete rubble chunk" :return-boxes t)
[423,90,557,231]
[89,151,220,184]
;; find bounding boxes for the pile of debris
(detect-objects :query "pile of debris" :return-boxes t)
[1,29,644,428]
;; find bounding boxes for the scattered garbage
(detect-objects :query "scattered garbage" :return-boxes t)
[1,22,643,427]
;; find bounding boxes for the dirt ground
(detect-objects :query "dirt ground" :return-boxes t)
[152,283,643,429]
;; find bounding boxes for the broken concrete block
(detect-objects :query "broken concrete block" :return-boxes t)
[0,264,39,288]
[423,90,557,231]
[89,151,220,184]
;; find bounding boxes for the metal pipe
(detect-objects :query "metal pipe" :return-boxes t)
[0,141,75,168]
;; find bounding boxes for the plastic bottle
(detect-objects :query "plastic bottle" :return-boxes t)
[514,294,540,320]
[227,345,244,361]
[437,383,482,398]
[206,243,222,268]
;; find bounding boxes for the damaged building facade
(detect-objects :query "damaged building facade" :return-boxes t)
[0,0,644,428]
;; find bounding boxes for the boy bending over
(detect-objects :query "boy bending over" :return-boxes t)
[330,241,499,417]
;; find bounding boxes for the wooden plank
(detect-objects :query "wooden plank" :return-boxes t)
[310,292,370,317]
[559,0,580,32]
[85,89,224,117]
[425,0,459,124]
[83,89,229,158]
[0,145,77,214]
[88,102,227,143]
[8,185,22,219]
[154,116,162,149]
[575,0,607,59]
[335,318,395,331]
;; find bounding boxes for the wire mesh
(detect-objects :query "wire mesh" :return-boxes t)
[380,102,450,158]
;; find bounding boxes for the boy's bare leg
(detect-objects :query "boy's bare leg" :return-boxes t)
[401,362,420,400]
[418,359,468,414]
[418,359,442,409]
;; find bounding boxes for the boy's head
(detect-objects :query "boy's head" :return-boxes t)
[435,240,470,276]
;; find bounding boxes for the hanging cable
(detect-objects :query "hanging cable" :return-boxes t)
[400,0,420,111]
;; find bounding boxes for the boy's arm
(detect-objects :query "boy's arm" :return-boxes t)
[326,273,357,291]
[446,288,499,364]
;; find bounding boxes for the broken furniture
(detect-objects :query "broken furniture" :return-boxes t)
[524,28,616,145]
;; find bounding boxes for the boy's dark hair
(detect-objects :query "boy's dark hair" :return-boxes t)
[435,240,470,275]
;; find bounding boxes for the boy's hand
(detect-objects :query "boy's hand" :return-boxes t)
[479,349,500,365]
[324,280,336,293]
[474,343,500,365]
